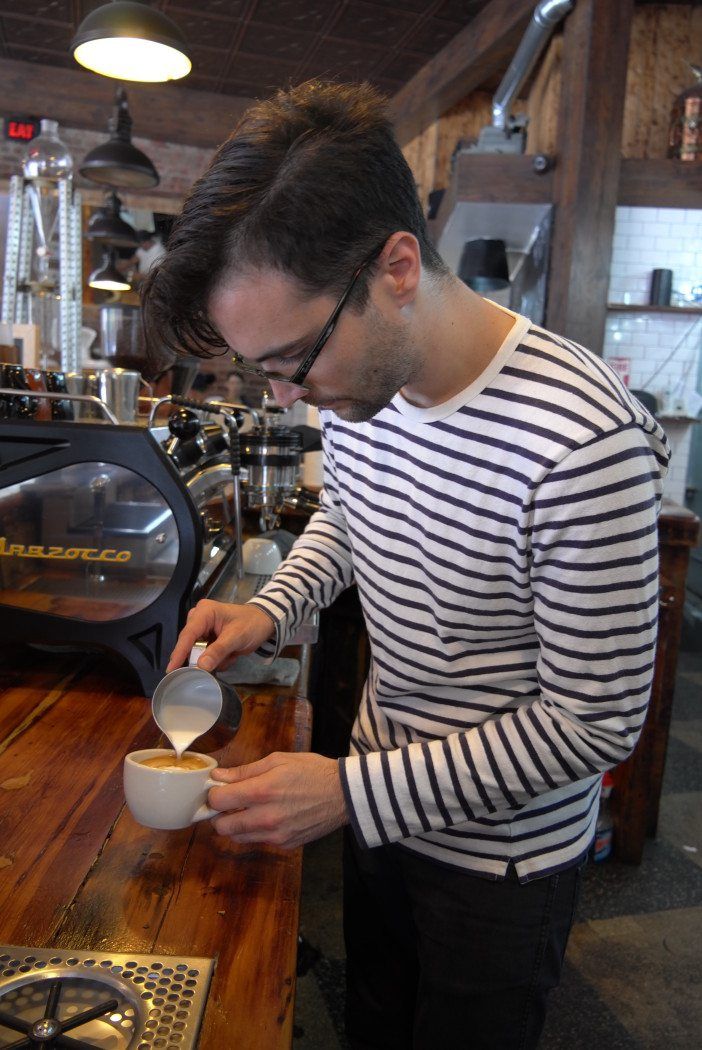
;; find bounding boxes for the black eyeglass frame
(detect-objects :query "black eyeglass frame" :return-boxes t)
[230,243,385,387]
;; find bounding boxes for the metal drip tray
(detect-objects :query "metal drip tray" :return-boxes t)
[0,946,215,1050]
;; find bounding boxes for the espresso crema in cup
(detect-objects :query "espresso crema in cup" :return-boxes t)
[138,753,209,772]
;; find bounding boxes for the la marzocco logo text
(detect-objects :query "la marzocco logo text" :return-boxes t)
[0,537,132,563]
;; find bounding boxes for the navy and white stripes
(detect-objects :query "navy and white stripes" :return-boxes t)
[250,313,670,881]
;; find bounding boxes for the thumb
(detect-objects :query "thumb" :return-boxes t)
[196,629,244,671]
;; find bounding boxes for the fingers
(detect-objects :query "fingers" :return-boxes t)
[195,628,243,672]
[211,760,264,784]
[206,763,267,812]
[166,601,216,672]
[203,753,344,850]
[211,809,284,844]
[166,602,277,673]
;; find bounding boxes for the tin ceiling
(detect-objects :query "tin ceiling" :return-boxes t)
[0,1,494,99]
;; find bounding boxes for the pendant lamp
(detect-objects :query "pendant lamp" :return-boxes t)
[86,191,139,247]
[89,247,132,291]
[80,87,159,189]
[72,1,191,83]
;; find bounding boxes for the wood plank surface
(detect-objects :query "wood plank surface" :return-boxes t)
[51,693,311,1050]
[0,657,155,944]
[525,34,562,159]
[0,57,250,149]
[622,4,702,160]
[618,157,702,208]
[452,152,553,203]
[0,649,82,750]
[0,649,312,1050]
[546,0,635,352]
[611,504,700,864]
[388,0,535,146]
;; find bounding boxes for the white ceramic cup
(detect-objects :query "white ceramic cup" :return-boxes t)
[123,748,219,830]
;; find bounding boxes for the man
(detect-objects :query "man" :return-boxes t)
[135,228,166,275]
[222,369,250,406]
[142,81,669,1050]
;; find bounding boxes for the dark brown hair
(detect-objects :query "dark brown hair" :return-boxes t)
[141,80,448,360]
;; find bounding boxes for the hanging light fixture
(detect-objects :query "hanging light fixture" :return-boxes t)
[80,87,159,189]
[88,247,132,291]
[86,191,139,247]
[71,1,191,83]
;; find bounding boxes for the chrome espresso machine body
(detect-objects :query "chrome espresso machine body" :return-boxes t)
[0,390,315,695]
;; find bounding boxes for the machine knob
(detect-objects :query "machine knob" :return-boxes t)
[168,407,201,440]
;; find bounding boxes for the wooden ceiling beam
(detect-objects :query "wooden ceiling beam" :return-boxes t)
[0,57,251,150]
[388,0,537,146]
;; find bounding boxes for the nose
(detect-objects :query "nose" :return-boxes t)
[268,380,307,408]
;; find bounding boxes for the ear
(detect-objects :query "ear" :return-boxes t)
[378,232,421,309]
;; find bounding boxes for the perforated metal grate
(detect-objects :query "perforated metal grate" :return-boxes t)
[0,946,214,1050]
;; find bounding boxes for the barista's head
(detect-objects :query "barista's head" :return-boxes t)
[141,80,448,361]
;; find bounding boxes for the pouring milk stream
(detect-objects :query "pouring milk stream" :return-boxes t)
[151,642,223,758]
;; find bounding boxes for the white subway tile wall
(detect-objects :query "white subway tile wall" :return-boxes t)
[604,206,702,504]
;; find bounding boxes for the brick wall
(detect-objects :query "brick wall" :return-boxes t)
[604,206,702,505]
[0,120,213,209]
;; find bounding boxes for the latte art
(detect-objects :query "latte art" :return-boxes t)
[138,753,209,772]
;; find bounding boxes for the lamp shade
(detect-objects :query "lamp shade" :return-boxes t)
[79,87,159,189]
[89,247,132,291]
[86,192,139,247]
[72,1,191,83]
[458,239,510,292]
[80,138,159,188]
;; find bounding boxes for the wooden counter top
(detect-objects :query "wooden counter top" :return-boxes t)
[0,647,312,1050]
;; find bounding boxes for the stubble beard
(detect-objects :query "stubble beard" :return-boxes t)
[309,310,420,423]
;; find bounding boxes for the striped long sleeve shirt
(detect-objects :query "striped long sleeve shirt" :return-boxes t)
[250,310,670,881]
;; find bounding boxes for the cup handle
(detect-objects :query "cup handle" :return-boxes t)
[193,778,220,823]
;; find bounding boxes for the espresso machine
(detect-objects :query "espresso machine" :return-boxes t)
[0,384,318,695]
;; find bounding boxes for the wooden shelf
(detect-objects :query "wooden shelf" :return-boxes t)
[619,158,702,209]
[435,156,702,217]
[607,304,702,314]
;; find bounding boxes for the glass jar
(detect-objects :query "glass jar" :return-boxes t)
[22,119,73,180]
[668,64,702,163]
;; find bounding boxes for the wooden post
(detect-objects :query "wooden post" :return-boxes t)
[546,0,635,353]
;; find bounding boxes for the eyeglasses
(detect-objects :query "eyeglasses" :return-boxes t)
[230,244,383,387]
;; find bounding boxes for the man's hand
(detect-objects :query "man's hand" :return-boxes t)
[167,599,276,672]
[208,752,349,850]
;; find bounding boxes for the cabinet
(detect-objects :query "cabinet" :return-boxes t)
[611,500,700,864]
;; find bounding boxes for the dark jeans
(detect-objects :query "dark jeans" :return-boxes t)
[343,828,584,1050]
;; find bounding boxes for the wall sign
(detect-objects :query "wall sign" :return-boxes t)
[3,117,41,142]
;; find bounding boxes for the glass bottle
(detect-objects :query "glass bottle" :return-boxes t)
[668,63,702,163]
[22,120,74,370]
[22,119,73,181]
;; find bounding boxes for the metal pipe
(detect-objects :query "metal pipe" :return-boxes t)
[492,0,575,131]
[147,394,174,427]
[147,394,251,429]
[0,388,119,423]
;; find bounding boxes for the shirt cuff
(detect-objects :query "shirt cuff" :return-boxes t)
[339,753,396,849]
[247,598,282,659]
